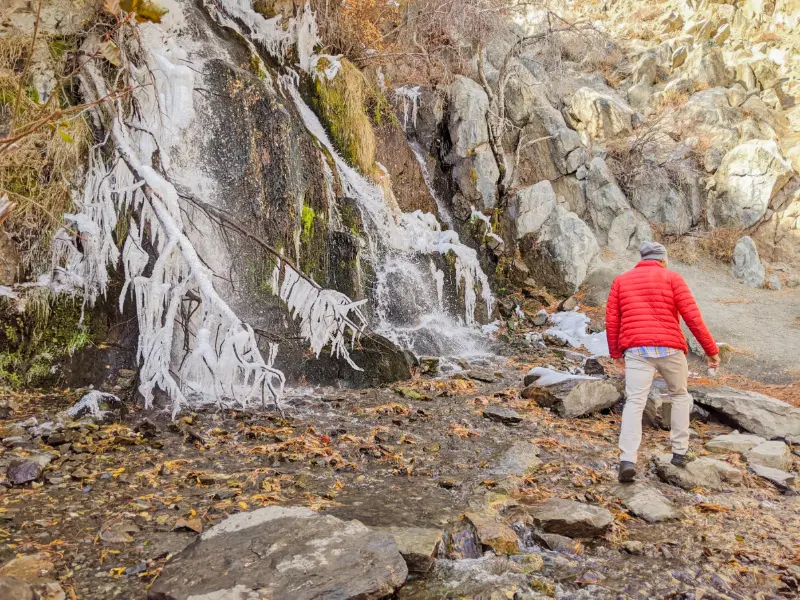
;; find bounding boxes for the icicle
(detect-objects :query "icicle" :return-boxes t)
[394,86,421,131]
[430,261,444,312]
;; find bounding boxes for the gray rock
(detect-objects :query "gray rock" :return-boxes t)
[748,464,795,490]
[482,406,522,425]
[731,236,765,288]
[702,458,744,484]
[447,76,490,158]
[691,386,800,440]
[627,83,653,108]
[6,460,43,486]
[509,181,557,239]
[419,356,440,375]
[612,483,677,523]
[705,432,766,454]
[684,44,730,89]
[767,273,782,291]
[629,168,693,235]
[0,577,33,600]
[373,527,442,573]
[452,145,499,210]
[519,205,599,297]
[569,87,634,140]
[584,157,646,248]
[583,358,605,376]
[622,540,645,554]
[745,440,792,471]
[529,499,613,538]
[653,454,724,491]
[523,379,621,418]
[147,506,407,600]
[532,310,549,327]
[532,532,578,553]
[490,441,542,477]
[672,46,688,68]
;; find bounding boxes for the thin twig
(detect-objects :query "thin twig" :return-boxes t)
[9,0,44,134]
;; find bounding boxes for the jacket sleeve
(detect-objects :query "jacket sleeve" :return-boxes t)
[605,278,622,359]
[671,273,718,356]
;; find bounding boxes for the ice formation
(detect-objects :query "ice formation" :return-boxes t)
[525,367,600,387]
[545,310,610,357]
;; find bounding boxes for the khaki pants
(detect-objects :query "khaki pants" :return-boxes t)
[619,352,693,463]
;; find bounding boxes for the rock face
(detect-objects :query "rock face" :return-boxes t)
[490,441,542,477]
[705,432,766,454]
[684,44,730,88]
[691,386,800,440]
[148,506,407,600]
[519,205,599,297]
[523,379,621,418]
[710,140,793,228]
[745,440,792,471]
[584,158,648,249]
[731,236,766,288]
[529,499,613,538]
[653,454,725,491]
[569,87,634,140]
[612,483,677,523]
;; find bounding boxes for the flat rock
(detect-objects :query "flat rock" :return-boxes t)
[702,458,744,484]
[463,513,519,555]
[705,432,766,454]
[691,386,800,440]
[465,370,499,383]
[482,406,522,425]
[748,464,795,490]
[6,460,43,486]
[529,499,612,538]
[0,553,54,582]
[532,532,579,553]
[489,441,541,477]
[374,527,442,573]
[653,454,724,491]
[612,483,677,523]
[0,577,33,600]
[148,506,407,600]
[745,440,792,471]
[524,379,620,418]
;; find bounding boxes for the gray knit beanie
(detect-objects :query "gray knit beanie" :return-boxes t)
[640,241,667,261]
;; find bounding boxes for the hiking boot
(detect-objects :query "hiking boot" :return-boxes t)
[618,461,636,483]
[670,452,696,468]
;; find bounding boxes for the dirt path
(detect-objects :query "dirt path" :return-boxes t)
[1,347,798,599]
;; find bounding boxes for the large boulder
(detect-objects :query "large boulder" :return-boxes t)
[509,180,557,239]
[569,87,634,140]
[519,206,599,297]
[629,168,693,235]
[683,44,730,89]
[529,499,613,538]
[522,378,621,418]
[679,88,741,153]
[709,140,793,228]
[653,454,725,491]
[731,236,766,288]
[612,483,677,523]
[451,145,500,209]
[147,506,408,600]
[373,526,443,573]
[690,386,800,440]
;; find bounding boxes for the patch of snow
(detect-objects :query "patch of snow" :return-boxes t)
[526,367,599,387]
[545,309,609,356]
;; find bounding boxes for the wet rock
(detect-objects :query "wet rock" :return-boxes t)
[558,295,578,312]
[6,460,43,486]
[533,531,579,553]
[653,454,723,491]
[148,506,407,600]
[465,370,499,383]
[463,513,519,555]
[748,464,795,491]
[0,577,33,600]
[583,358,605,376]
[524,379,620,418]
[731,236,766,288]
[489,441,541,477]
[444,523,482,559]
[419,356,440,375]
[691,386,800,440]
[705,431,766,454]
[745,440,792,471]
[482,406,522,425]
[612,483,677,523]
[529,499,612,538]
[374,527,442,573]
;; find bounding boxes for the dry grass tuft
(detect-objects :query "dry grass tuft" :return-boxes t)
[653,87,689,113]
[697,228,742,262]
[631,5,663,22]
[666,238,700,265]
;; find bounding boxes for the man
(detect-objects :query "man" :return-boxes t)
[606,242,720,483]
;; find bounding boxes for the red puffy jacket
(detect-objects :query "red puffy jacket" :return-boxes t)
[605,261,717,359]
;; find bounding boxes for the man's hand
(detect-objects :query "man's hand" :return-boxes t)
[614,358,625,374]
[706,354,721,369]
